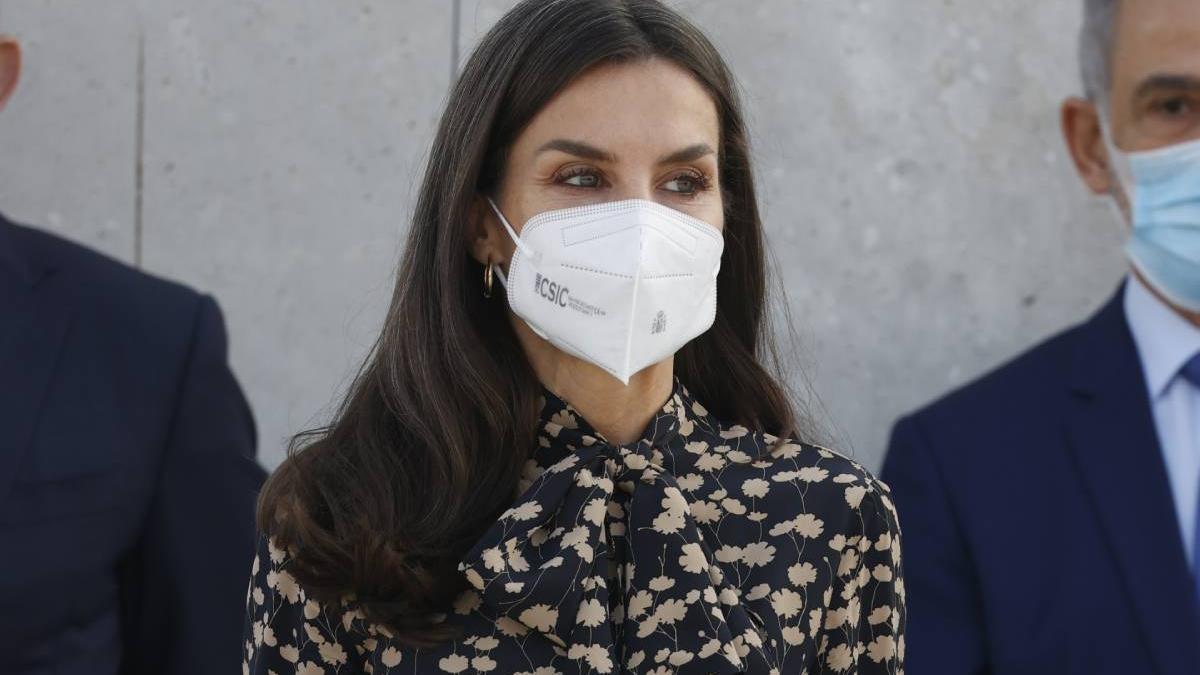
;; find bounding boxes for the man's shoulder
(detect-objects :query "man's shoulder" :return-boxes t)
[898,311,1101,451]
[5,218,208,323]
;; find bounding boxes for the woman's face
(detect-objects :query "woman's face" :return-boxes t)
[483,56,724,262]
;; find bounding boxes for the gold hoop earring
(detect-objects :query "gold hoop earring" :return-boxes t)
[483,262,494,299]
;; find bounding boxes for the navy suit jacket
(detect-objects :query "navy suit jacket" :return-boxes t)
[882,285,1200,675]
[0,214,267,674]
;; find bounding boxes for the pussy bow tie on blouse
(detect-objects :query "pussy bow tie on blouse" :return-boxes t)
[459,381,760,674]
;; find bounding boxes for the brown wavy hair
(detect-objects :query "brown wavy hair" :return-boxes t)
[258,0,808,647]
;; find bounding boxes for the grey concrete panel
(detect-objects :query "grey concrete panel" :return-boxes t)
[0,0,139,263]
[456,0,509,68]
[681,1,1126,470]
[1,0,1124,474]
[459,0,1123,470]
[140,1,454,468]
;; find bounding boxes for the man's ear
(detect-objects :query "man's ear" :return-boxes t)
[0,38,21,112]
[1062,96,1116,197]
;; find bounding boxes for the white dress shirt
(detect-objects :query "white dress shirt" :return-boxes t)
[1125,275,1200,566]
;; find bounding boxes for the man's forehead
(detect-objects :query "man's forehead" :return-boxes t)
[1112,0,1200,80]
[1115,0,1200,50]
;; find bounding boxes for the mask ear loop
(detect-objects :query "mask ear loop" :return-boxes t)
[1097,110,1162,293]
[487,197,540,289]
[491,262,508,289]
[1097,110,1136,229]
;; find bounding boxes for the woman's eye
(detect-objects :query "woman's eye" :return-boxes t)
[662,173,706,195]
[560,170,603,188]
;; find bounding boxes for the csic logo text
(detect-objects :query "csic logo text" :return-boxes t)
[534,273,569,307]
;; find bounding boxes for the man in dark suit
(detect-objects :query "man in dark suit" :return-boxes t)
[882,1,1200,673]
[0,36,266,673]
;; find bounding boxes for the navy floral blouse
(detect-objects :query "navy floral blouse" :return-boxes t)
[243,379,905,674]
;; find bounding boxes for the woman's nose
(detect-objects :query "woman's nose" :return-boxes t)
[609,176,658,204]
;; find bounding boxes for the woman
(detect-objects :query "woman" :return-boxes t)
[243,1,904,673]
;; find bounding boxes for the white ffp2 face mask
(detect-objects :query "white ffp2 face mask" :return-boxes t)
[488,198,724,385]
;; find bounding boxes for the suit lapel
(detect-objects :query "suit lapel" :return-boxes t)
[1065,285,1200,675]
[0,217,74,508]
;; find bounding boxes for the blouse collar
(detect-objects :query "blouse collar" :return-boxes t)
[458,376,753,673]
[534,377,690,455]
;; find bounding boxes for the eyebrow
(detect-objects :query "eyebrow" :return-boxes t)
[657,143,716,165]
[535,139,716,165]
[1134,74,1200,99]
[536,139,617,162]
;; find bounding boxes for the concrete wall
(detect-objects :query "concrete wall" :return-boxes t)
[0,0,1125,471]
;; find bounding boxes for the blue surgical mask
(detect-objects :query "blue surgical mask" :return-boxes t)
[1102,121,1200,312]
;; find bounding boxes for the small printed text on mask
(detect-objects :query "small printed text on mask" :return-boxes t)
[535,272,607,318]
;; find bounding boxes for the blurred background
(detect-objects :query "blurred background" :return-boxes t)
[0,0,1126,471]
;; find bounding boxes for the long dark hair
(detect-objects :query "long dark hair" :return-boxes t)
[259,0,807,647]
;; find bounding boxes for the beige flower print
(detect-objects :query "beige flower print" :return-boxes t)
[242,380,904,674]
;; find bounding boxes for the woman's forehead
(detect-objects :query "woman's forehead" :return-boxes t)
[515,58,720,160]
